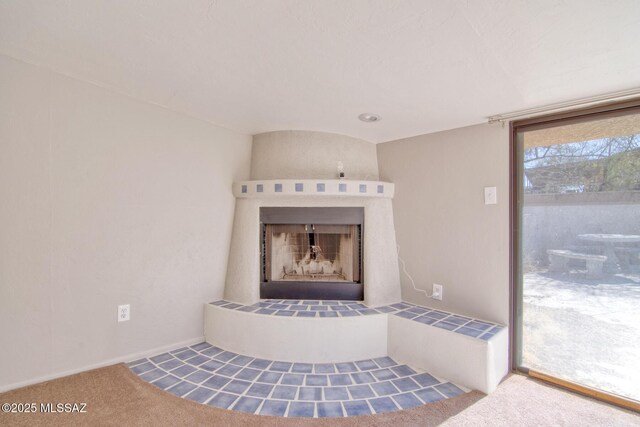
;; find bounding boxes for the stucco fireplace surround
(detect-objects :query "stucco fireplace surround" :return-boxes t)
[223,130,402,307]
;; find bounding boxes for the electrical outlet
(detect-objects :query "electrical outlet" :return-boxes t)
[118,304,130,322]
[432,284,443,301]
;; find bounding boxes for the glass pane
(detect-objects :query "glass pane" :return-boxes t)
[517,110,640,402]
[267,224,358,282]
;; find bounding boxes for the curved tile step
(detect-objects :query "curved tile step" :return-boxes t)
[128,342,466,418]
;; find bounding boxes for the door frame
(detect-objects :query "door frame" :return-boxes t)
[509,98,640,411]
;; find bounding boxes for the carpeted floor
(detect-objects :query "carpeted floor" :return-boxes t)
[440,374,638,427]
[0,364,637,426]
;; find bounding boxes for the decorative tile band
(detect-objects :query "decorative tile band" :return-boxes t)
[211,300,504,341]
[129,343,465,418]
[233,180,394,199]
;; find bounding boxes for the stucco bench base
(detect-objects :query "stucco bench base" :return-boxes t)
[204,300,508,394]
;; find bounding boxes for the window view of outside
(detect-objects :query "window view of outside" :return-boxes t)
[519,113,640,402]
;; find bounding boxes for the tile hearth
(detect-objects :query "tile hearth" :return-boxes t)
[129,342,465,418]
[211,299,503,341]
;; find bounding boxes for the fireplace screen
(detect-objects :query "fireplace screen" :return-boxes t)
[260,207,364,300]
[264,224,361,283]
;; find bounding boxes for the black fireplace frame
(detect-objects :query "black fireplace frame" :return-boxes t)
[260,207,364,300]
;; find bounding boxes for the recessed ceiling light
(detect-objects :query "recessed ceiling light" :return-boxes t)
[358,113,381,123]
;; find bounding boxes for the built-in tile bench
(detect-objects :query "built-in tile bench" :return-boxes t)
[204,300,508,394]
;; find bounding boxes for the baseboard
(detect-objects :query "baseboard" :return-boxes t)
[0,336,204,394]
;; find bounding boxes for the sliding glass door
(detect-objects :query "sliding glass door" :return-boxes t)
[512,102,640,407]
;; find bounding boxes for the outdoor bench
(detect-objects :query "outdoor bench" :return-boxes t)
[547,249,607,279]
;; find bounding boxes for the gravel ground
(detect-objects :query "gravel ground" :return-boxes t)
[522,270,640,401]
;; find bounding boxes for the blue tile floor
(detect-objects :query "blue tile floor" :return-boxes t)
[129,342,466,418]
[212,299,504,341]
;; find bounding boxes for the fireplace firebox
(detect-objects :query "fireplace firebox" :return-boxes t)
[260,207,364,300]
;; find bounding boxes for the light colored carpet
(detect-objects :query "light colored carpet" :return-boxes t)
[441,374,638,427]
[0,364,637,426]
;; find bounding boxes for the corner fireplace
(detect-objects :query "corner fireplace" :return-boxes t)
[260,207,364,300]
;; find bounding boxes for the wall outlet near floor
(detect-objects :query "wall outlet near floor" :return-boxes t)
[432,284,443,301]
[118,304,130,322]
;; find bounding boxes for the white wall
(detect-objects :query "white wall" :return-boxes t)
[251,130,379,180]
[377,123,510,325]
[0,55,252,391]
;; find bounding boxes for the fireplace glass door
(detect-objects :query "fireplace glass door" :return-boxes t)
[260,207,364,300]
[265,224,361,283]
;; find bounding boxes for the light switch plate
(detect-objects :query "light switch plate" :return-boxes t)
[484,187,497,205]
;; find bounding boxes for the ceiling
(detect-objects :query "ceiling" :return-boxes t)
[1,1,639,143]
